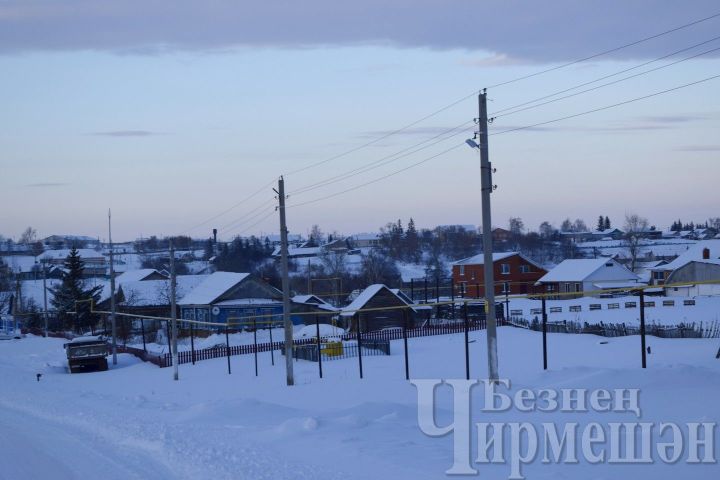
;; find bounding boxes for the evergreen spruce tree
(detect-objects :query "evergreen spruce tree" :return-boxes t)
[405,218,420,262]
[596,215,604,231]
[50,248,102,332]
[604,216,611,230]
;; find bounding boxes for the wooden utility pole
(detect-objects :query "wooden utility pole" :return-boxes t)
[277,176,294,386]
[477,90,499,381]
[170,240,179,380]
[108,209,117,365]
[42,260,48,337]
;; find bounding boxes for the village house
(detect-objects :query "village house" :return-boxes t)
[536,257,640,298]
[451,252,547,297]
[340,284,417,332]
[649,240,720,296]
[178,271,283,331]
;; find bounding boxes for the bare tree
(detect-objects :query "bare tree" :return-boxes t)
[360,250,400,285]
[623,213,649,272]
[19,227,37,245]
[508,217,524,235]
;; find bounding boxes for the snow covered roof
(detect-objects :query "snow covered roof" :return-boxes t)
[213,299,282,306]
[538,258,637,283]
[592,228,623,235]
[653,240,720,272]
[40,248,105,260]
[340,284,387,316]
[120,275,209,307]
[114,269,165,285]
[452,251,544,270]
[350,232,380,241]
[1,255,38,273]
[292,294,330,305]
[178,272,250,305]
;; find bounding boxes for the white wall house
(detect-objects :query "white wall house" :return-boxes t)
[536,257,640,297]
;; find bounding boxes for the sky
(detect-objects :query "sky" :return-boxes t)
[0,0,719,242]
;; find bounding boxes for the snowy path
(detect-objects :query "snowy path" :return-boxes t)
[1,330,719,479]
[0,404,176,480]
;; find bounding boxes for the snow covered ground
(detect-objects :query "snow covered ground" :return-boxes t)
[1,328,718,479]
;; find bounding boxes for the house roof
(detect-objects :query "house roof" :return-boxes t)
[538,257,637,283]
[178,271,250,305]
[115,269,164,284]
[340,284,394,317]
[592,228,623,235]
[39,248,105,261]
[652,240,720,272]
[1,255,38,273]
[452,251,544,270]
[120,275,208,307]
[292,294,328,305]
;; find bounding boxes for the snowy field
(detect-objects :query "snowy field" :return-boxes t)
[1,328,718,479]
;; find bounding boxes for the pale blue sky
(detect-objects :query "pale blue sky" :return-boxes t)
[0,1,718,241]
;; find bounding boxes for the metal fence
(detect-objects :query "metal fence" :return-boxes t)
[153,317,498,368]
[291,339,391,362]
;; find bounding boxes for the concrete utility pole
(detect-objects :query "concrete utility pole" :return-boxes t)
[42,260,48,337]
[277,176,294,386]
[476,90,499,381]
[108,209,117,365]
[170,240,179,381]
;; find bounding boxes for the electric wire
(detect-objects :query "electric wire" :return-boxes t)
[493,43,720,119]
[485,11,720,89]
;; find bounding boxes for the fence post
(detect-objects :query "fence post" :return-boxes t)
[315,314,323,379]
[424,278,428,304]
[190,322,195,365]
[140,318,147,352]
[505,289,510,322]
[463,302,470,380]
[269,318,275,366]
[225,326,231,375]
[451,277,455,321]
[403,309,409,380]
[357,317,364,379]
[253,316,258,377]
[639,289,647,368]
[542,296,548,370]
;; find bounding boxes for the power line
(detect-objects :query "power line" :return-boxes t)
[492,40,720,119]
[287,143,465,209]
[219,202,276,236]
[485,11,720,90]
[289,73,720,210]
[283,94,477,177]
[491,73,720,136]
[289,120,474,196]
[290,36,720,198]
[230,209,277,238]
[181,178,276,235]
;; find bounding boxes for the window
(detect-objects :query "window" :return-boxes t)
[501,282,510,294]
[605,262,614,267]
[471,271,476,280]
[608,303,620,309]
[662,300,675,307]
[550,306,562,313]
[501,263,510,274]
[652,271,665,281]
[569,305,582,312]
[510,309,523,316]
[625,301,637,308]
[589,304,601,311]
[459,265,465,276]
[575,283,582,292]
[520,265,531,273]
[684,299,696,306]
[546,284,555,292]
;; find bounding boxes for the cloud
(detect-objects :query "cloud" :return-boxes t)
[674,145,720,152]
[637,115,706,124]
[25,182,69,187]
[91,130,163,137]
[0,1,718,62]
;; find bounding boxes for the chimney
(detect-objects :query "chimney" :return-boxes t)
[702,247,710,260]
